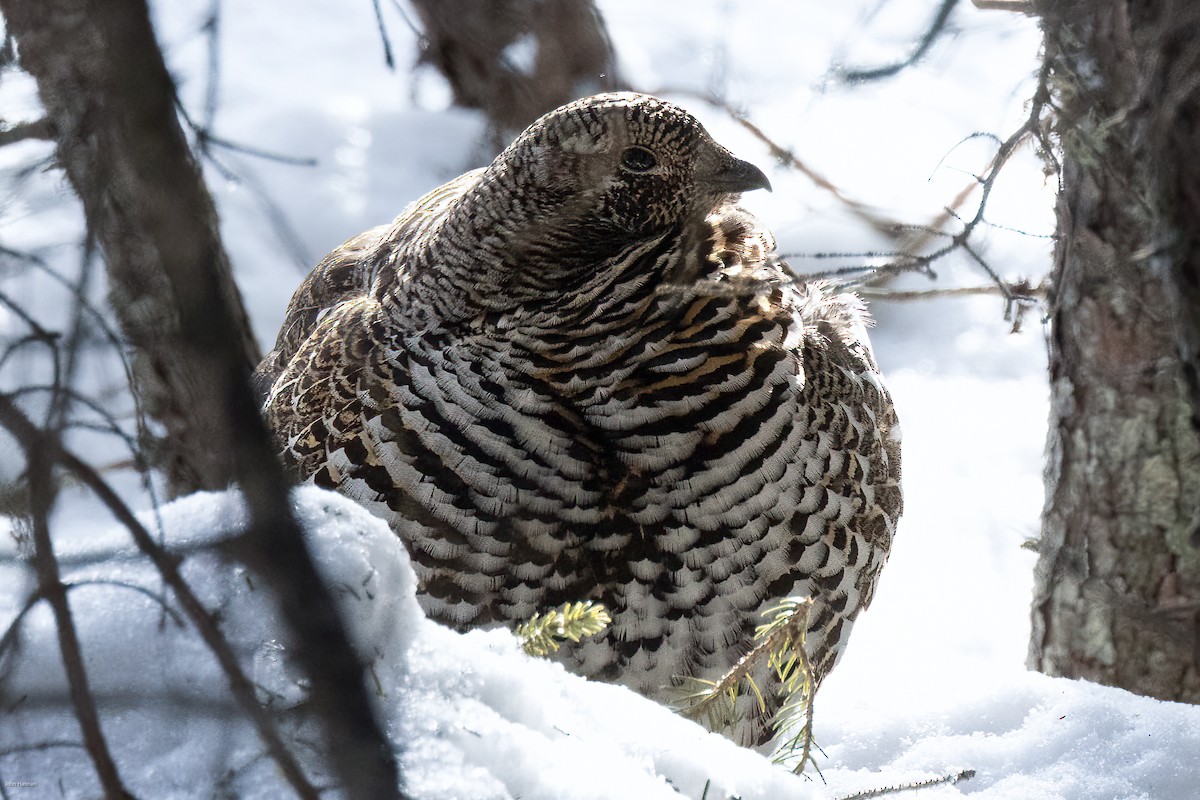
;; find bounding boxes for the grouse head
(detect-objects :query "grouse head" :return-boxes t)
[493,92,771,242]
[381,93,772,325]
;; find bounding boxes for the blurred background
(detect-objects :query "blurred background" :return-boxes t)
[0,0,1058,794]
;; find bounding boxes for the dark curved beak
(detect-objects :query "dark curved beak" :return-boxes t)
[698,155,773,194]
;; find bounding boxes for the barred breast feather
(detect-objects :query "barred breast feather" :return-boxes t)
[256,92,901,746]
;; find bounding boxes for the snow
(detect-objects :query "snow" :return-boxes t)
[0,488,816,799]
[6,487,1199,799]
[3,0,1200,798]
[824,671,1200,800]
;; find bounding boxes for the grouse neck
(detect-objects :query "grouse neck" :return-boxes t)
[391,180,670,328]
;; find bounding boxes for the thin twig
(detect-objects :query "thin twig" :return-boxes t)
[0,288,59,345]
[0,248,162,538]
[0,333,59,374]
[840,57,1054,292]
[196,129,318,168]
[835,769,976,800]
[8,385,143,466]
[731,114,899,239]
[0,244,133,387]
[372,0,397,69]
[175,100,317,168]
[0,243,145,455]
[25,425,133,799]
[655,89,992,263]
[908,149,1012,255]
[962,242,1011,301]
[778,249,911,261]
[0,740,86,758]
[198,149,315,271]
[386,0,422,37]
[200,0,221,130]
[48,236,98,430]
[858,283,1044,302]
[0,580,184,664]
[663,57,1054,303]
[62,580,187,628]
[840,0,961,82]
[0,588,41,662]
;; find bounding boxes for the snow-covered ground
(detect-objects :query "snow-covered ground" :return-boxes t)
[5,486,1196,799]
[3,0,1199,797]
[0,488,820,799]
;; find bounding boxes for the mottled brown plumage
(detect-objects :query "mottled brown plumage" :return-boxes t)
[256,93,901,745]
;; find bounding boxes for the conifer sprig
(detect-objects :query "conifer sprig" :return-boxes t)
[673,597,818,774]
[516,601,612,657]
[758,598,818,774]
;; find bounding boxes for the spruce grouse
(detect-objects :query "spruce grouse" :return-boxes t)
[255,92,902,745]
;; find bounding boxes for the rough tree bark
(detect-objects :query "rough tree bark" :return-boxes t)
[0,0,257,496]
[412,0,622,145]
[0,0,405,795]
[1030,0,1200,702]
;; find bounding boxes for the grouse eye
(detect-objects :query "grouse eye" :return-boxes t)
[620,146,657,173]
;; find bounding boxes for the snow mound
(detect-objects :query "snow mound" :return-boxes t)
[822,670,1200,799]
[3,488,1198,799]
[0,487,815,799]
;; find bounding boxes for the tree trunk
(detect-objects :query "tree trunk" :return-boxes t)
[1,0,405,794]
[412,0,622,146]
[0,0,259,495]
[1030,0,1200,702]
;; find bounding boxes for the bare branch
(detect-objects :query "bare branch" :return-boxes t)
[181,0,319,274]
[0,244,133,382]
[817,57,1055,293]
[0,588,41,663]
[840,0,961,83]
[192,148,316,272]
[6,384,144,470]
[180,111,319,168]
[49,237,100,429]
[0,118,57,146]
[372,0,398,69]
[858,282,1044,302]
[385,0,421,37]
[200,0,221,129]
[0,288,59,346]
[0,740,87,758]
[658,90,1010,267]
[835,769,977,800]
[659,24,1053,312]
[63,580,186,628]
[170,94,319,274]
[25,423,133,799]
[1,580,184,665]
[728,113,900,238]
